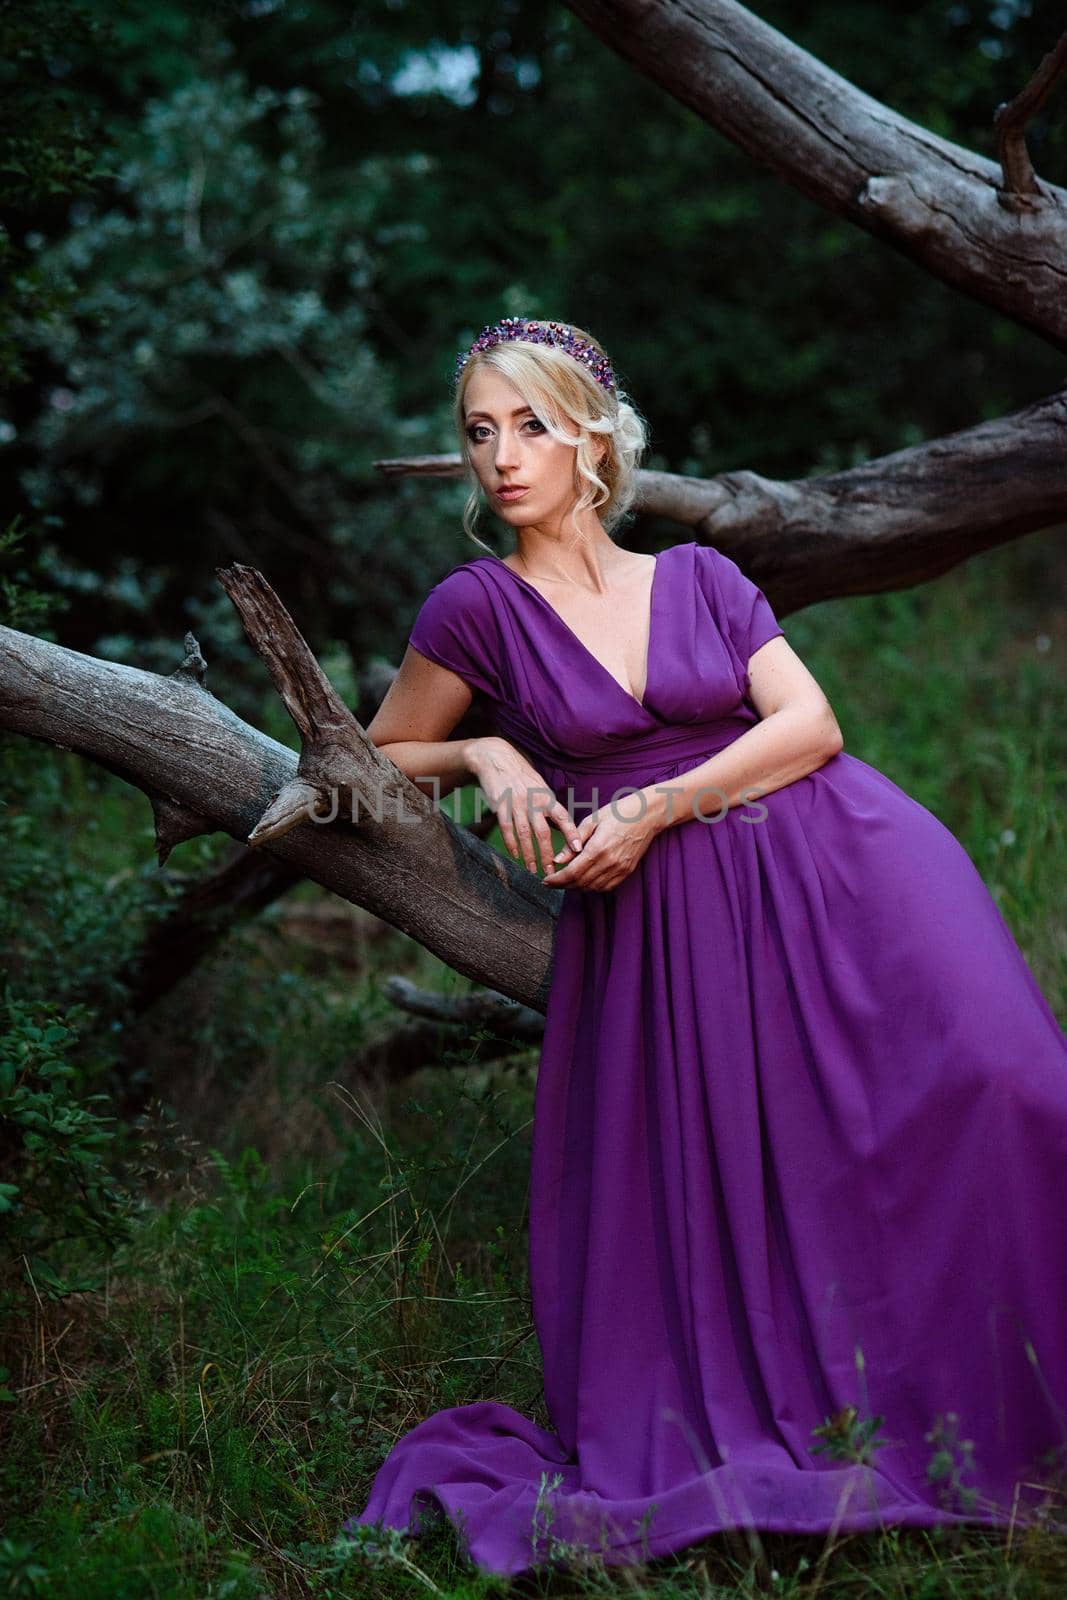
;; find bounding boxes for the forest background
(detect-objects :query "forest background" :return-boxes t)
[1,0,1065,1595]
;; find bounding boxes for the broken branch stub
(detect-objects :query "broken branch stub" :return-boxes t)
[216,561,398,847]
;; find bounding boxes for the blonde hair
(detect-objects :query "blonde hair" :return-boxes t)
[452,320,648,555]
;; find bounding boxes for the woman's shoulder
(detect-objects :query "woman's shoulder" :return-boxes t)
[689,539,765,595]
[408,559,488,627]
[688,540,784,669]
[407,556,506,698]
[420,554,499,601]
[412,555,501,625]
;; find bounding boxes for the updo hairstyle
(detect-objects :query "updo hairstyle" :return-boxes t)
[452,320,649,553]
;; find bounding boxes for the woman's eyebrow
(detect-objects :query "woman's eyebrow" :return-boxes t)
[464,406,535,422]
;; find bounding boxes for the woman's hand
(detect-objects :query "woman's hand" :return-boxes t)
[542,789,661,892]
[465,736,584,877]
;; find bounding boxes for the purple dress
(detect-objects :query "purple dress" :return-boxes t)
[344,539,1067,1575]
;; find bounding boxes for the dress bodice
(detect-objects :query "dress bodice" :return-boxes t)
[406,540,785,797]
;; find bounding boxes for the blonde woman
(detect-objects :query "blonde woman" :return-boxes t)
[345,318,1067,1577]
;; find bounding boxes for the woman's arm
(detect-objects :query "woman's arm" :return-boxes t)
[365,644,484,800]
[642,635,843,831]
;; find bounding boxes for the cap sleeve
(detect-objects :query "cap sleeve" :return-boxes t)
[407,566,503,702]
[695,543,784,685]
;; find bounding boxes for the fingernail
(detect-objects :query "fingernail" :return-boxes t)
[571,839,582,851]
[554,850,566,862]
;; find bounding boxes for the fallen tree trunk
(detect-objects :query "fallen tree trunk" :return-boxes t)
[0,587,558,1016]
[113,678,499,1018]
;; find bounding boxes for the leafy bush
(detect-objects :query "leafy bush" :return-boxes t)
[0,993,139,1304]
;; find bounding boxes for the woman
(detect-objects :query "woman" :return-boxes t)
[344,317,1067,1577]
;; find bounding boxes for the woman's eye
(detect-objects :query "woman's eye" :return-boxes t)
[465,418,544,442]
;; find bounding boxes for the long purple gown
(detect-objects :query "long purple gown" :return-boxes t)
[344,539,1067,1575]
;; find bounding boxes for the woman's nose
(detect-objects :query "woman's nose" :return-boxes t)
[494,431,521,468]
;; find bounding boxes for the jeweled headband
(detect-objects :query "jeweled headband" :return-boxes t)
[453,317,616,392]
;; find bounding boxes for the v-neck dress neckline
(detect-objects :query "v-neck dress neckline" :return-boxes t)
[476,549,664,714]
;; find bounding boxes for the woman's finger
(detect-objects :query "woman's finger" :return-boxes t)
[546,847,600,887]
[514,812,540,874]
[551,802,583,852]
[532,820,558,875]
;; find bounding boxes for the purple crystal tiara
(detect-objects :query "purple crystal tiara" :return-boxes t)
[453,317,616,391]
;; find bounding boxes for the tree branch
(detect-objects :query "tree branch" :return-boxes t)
[376,387,1067,612]
[348,976,546,1086]
[0,611,559,1013]
[995,30,1067,209]
[561,0,1067,349]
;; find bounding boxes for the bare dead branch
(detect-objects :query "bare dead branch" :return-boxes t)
[351,1008,540,1085]
[375,454,467,481]
[120,847,306,1011]
[109,641,504,1017]
[381,975,546,1041]
[995,30,1067,209]
[216,560,396,848]
[562,0,1067,349]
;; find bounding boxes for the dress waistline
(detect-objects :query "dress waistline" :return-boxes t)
[520,716,755,783]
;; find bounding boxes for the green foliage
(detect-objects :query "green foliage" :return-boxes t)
[811,1399,890,1468]
[0,730,161,1011]
[0,1505,266,1600]
[925,1411,981,1516]
[25,73,389,487]
[0,547,162,1303]
[0,992,139,1301]
[0,704,151,1307]
[0,0,105,206]
[0,1025,540,1595]
[0,515,66,636]
[0,0,113,385]
[12,66,455,672]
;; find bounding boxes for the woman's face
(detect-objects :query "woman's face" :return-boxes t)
[462,367,585,531]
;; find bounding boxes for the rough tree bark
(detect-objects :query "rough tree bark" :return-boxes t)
[0,572,559,1023]
[562,0,1067,345]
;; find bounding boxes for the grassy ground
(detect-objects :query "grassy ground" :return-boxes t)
[1,530,1065,1597]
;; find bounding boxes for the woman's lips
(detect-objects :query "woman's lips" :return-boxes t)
[495,487,529,501]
